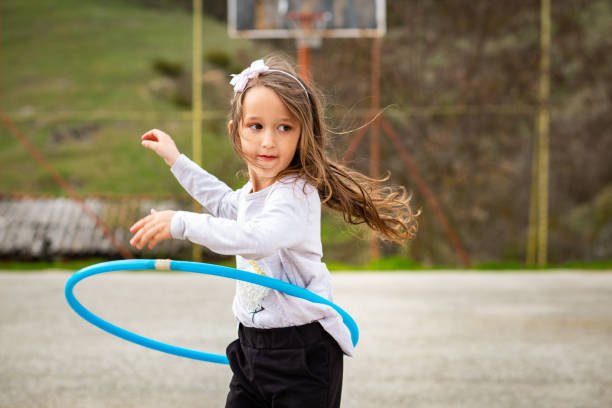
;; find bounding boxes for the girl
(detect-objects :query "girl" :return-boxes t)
[129,55,417,408]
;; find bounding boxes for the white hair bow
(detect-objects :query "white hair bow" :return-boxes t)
[229,59,269,93]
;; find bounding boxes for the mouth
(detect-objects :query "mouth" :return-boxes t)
[258,155,278,161]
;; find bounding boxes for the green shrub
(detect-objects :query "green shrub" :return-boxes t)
[153,57,184,77]
[205,49,231,70]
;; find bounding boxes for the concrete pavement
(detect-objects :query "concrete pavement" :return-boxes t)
[1,270,611,407]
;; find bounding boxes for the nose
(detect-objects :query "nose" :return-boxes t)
[261,129,276,149]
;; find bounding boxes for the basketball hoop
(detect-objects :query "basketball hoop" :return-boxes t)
[228,0,386,40]
[285,10,331,49]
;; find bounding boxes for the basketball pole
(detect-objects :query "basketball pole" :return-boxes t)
[527,0,551,267]
[191,0,203,262]
[369,37,381,260]
[536,0,550,267]
[297,43,312,84]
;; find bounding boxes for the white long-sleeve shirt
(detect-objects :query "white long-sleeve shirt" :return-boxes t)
[169,154,354,356]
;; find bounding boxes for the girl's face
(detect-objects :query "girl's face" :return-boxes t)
[237,86,301,192]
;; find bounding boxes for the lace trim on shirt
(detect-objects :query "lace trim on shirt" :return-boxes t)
[237,260,271,320]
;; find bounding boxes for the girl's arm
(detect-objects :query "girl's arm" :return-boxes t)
[171,154,239,219]
[132,183,313,258]
[141,129,238,219]
[171,187,310,259]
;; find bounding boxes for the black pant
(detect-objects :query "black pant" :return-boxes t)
[225,322,344,408]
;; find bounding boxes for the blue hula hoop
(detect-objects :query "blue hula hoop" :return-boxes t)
[65,259,359,365]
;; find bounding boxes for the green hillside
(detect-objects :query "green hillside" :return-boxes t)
[0,0,373,265]
[0,0,267,196]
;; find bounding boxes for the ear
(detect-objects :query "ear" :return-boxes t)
[227,120,233,135]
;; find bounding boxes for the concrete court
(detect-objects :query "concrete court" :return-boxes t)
[1,270,611,408]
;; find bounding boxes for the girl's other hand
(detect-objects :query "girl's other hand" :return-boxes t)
[141,129,180,167]
[129,209,176,250]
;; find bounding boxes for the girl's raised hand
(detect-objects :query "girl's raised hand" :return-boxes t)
[141,129,180,167]
[129,209,176,250]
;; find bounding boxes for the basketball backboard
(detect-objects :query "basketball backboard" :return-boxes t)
[227,0,386,39]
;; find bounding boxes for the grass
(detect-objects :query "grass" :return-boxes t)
[4,256,609,272]
[0,258,110,271]
[555,259,612,270]
[0,257,237,272]
[0,0,370,262]
[0,0,264,196]
[326,256,612,272]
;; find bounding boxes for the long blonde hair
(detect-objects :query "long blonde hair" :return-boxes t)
[228,54,418,244]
